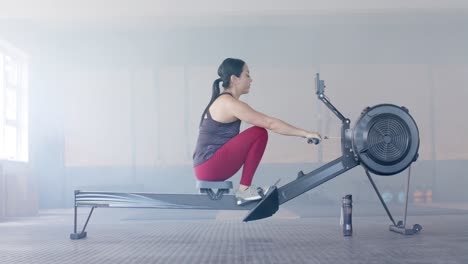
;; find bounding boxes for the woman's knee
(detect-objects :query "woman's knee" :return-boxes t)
[249,126,268,140]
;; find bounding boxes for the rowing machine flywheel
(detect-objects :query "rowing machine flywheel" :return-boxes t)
[352,104,419,176]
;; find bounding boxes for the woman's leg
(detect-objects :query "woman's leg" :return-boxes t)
[194,126,268,186]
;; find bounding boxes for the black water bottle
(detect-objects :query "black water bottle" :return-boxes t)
[341,194,353,236]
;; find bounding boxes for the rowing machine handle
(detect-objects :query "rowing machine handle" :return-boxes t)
[307,138,320,145]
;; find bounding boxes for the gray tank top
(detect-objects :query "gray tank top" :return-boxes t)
[193,93,241,166]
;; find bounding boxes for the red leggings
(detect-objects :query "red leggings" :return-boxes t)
[194,126,268,186]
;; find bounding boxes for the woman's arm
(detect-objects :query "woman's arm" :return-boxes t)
[226,98,321,140]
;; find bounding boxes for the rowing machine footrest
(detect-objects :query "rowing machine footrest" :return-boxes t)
[243,186,279,222]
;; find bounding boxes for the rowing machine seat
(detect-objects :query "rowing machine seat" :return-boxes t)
[196,180,233,200]
[196,180,233,190]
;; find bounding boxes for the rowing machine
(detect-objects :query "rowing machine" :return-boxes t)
[70,73,421,239]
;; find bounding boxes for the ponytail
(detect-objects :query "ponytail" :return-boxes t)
[198,58,245,127]
[199,78,222,126]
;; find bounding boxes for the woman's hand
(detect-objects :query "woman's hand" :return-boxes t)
[305,132,322,144]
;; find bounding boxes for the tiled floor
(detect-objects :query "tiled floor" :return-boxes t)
[1,203,467,264]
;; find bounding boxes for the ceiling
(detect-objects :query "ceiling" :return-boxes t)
[1,0,468,25]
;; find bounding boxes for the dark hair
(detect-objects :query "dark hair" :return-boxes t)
[199,58,245,126]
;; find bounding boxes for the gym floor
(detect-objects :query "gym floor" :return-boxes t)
[1,202,467,264]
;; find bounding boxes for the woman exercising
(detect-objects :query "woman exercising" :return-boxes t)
[193,58,321,204]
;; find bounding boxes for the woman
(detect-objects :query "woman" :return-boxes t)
[193,58,321,204]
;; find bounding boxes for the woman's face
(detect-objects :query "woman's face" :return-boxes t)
[233,64,252,94]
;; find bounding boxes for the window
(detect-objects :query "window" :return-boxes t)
[0,40,28,161]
